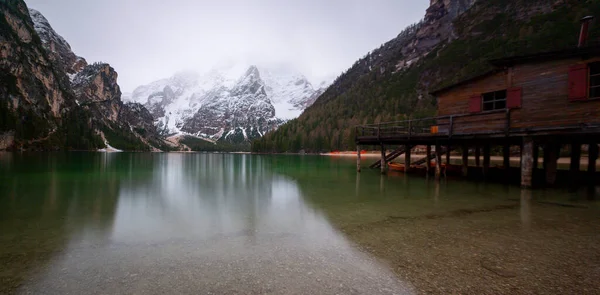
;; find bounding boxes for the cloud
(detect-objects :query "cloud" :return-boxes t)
[25,0,428,91]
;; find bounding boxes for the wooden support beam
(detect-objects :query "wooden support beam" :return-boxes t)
[435,144,442,181]
[462,145,469,177]
[503,144,511,183]
[545,144,559,186]
[503,144,510,169]
[483,144,491,179]
[589,143,598,175]
[521,137,534,189]
[446,144,451,165]
[404,145,411,173]
[532,143,539,171]
[570,142,581,188]
[425,145,432,175]
[380,145,387,174]
[356,145,361,172]
[475,146,481,167]
[588,143,598,198]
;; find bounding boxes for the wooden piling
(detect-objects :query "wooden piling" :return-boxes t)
[521,137,534,189]
[483,144,491,179]
[380,145,387,174]
[570,142,581,187]
[545,144,559,186]
[446,144,451,165]
[356,145,361,172]
[461,145,469,177]
[588,143,598,197]
[475,146,481,167]
[425,145,432,175]
[404,145,411,173]
[532,143,539,171]
[503,144,510,169]
[435,144,442,181]
[503,144,511,182]
[589,143,598,175]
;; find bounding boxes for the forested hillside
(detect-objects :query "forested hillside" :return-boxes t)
[252,0,600,153]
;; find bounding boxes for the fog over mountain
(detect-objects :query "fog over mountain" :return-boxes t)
[24,0,427,92]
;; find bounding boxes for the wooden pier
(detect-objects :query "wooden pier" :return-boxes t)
[355,44,600,189]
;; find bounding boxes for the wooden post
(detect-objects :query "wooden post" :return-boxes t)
[446,144,451,165]
[588,143,598,198]
[462,145,469,177]
[425,145,432,175]
[404,145,411,173]
[589,143,598,175]
[503,144,511,183]
[570,142,581,187]
[380,145,387,174]
[435,144,442,181]
[521,137,534,189]
[475,146,481,167]
[545,144,559,186]
[532,143,539,171]
[483,144,491,179]
[503,144,510,169]
[356,145,361,172]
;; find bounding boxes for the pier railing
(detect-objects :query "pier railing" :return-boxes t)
[355,109,510,141]
[355,109,600,143]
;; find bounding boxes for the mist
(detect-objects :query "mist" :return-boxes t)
[25,0,427,91]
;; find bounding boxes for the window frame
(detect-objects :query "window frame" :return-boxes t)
[481,89,507,111]
[588,62,600,99]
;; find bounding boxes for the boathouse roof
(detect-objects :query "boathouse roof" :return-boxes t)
[430,45,600,96]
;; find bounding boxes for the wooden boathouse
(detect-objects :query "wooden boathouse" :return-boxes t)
[355,18,600,188]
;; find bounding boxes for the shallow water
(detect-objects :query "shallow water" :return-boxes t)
[1,153,599,294]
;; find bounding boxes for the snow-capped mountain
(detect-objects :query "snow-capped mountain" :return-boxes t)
[128,64,330,143]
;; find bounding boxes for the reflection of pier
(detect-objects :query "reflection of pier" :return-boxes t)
[356,28,600,190]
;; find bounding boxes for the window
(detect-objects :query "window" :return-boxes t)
[482,90,507,111]
[589,62,600,99]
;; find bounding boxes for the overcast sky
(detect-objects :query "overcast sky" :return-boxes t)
[25,0,428,92]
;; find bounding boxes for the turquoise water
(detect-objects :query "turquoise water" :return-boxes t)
[1,153,598,294]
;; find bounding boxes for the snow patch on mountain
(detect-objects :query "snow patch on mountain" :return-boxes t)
[127,64,331,142]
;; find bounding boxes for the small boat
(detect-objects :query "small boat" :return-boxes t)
[389,162,406,172]
[389,162,463,174]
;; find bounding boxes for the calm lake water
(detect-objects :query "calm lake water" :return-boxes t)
[1,152,599,294]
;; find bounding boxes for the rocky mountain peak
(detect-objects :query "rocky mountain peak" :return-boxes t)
[28,8,87,74]
[72,63,122,122]
[127,64,331,142]
[426,0,477,22]
[232,66,266,97]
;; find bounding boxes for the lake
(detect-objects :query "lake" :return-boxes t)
[1,153,599,294]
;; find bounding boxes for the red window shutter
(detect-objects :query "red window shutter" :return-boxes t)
[568,64,588,101]
[507,87,522,108]
[468,95,481,113]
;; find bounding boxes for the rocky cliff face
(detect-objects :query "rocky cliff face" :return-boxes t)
[0,1,164,151]
[0,0,75,149]
[129,64,328,143]
[28,8,87,75]
[72,63,122,122]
